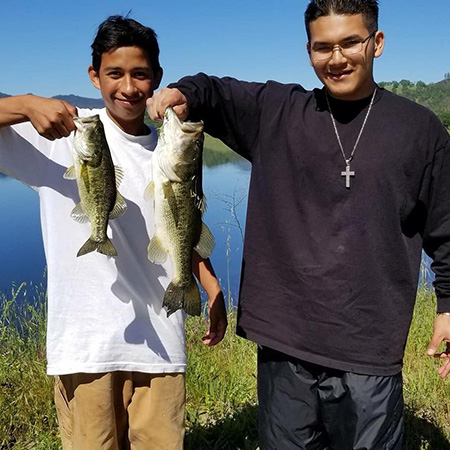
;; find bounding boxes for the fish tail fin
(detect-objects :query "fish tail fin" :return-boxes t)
[163,278,201,317]
[96,238,118,257]
[77,237,118,257]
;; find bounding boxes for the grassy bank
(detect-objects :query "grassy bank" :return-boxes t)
[0,284,449,449]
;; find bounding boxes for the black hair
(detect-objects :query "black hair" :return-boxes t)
[304,0,379,40]
[91,15,161,74]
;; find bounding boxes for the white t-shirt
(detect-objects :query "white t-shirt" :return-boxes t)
[0,108,186,375]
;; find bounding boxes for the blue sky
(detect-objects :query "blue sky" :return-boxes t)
[1,0,449,98]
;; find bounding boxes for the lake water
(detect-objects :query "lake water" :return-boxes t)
[0,157,251,303]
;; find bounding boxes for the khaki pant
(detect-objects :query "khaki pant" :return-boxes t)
[54,372,185,450]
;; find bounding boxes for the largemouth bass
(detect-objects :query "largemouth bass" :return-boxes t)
[64,115,127,257]
[145,107,215,316]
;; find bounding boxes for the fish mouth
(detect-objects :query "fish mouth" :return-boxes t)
[73,115,100,130]
[164,107,203,133]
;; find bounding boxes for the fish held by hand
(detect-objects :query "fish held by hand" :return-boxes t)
[64,115,127,257]
[145,108,215,316]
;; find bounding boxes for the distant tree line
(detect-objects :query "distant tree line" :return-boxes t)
[379,76,450,128]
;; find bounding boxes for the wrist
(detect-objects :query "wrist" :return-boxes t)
[18,94,37,121]
[208,289,224,305]
[0,95,34,126]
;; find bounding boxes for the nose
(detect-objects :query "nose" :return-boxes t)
[329,46,348,65]
[120,75,138,97]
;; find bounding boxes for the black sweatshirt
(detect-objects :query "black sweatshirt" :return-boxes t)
[172,74,450,375]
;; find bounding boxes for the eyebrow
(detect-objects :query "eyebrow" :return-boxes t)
[312,34,363,45]
[103,66,152,71]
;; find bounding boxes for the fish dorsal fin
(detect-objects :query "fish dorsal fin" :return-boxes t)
[144,181,155,202]
[63,166,77,180]
[162,181,179,225]
[147,235,168,263]
[109,191,127,220]
[194,222,215,258]
[71,202,89,223]
[114,166,124,187]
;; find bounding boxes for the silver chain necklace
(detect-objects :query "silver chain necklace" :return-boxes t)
[325,88,376,189]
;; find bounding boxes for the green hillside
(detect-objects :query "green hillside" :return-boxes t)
[379,76,450,128]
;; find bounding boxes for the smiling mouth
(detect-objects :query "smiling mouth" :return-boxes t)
[328,70,353,80]
[115,97,143,105]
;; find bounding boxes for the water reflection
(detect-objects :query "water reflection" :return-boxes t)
[0,149,251,305]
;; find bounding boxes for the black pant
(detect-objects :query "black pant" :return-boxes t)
[257,346,403,450]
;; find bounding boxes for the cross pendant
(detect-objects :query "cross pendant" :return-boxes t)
[341,164,355,189]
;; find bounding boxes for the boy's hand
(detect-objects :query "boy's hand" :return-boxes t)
[202,291,227,346]
[426,313,450,379]
[147,88,188,122]
[25,95,77,140]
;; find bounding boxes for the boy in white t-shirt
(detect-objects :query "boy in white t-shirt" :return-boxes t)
[0,15,227,449]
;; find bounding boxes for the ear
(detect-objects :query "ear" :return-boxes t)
[306,42,314,67]
[88,65,101,90]
[373,31,385,59]
[153,68,163,90]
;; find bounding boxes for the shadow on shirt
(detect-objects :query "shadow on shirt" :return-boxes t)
[2,131,173,361]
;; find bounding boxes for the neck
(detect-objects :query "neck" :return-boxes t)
[106,110,150,136]
[326,86,377,124]
[327,81,377,102]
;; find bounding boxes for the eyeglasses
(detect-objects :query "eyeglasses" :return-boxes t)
[310,31,377,62]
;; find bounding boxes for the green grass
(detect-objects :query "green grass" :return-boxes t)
[0,283,60,449]
[0,284,449,449]
[184,309,258,449]
[403,287,450,449]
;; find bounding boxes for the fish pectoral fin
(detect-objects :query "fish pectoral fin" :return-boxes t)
[147,235,168,264]
[162,181,179,225]
[114,166,124,187]
[197,194,207,214]
[191,173,205,212]
[163,278,201,317]
[80,164,90,193]
[144,181,155,201]
[194,222,215,258]
[71,203,89,224]
[63,166,77,180]
[109,191,127,220]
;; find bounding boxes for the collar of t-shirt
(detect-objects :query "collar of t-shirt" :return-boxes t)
[99,109,157,151]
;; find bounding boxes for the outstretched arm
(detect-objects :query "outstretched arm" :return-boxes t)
[0,95,77,140]
[149,73,278,163]
[192,251,227,346]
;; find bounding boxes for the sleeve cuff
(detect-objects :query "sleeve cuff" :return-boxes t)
[436,296,450,313]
